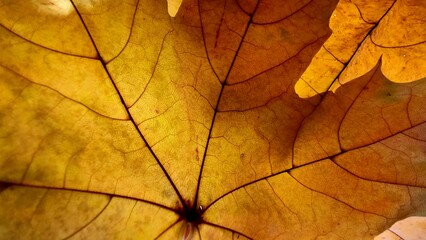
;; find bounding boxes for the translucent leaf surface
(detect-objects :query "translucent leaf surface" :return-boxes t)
[0,0,425,239]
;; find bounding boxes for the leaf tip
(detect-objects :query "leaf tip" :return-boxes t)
[167,0,183,17]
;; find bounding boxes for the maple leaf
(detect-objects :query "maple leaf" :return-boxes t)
[0,0,425,239]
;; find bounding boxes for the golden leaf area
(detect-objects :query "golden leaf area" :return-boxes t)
[0,0,425,239]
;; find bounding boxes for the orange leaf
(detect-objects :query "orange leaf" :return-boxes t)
[0,0,425,239]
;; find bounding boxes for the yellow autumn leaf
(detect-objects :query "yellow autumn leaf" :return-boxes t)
[0,0,425,239]
[295,0,425,98]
